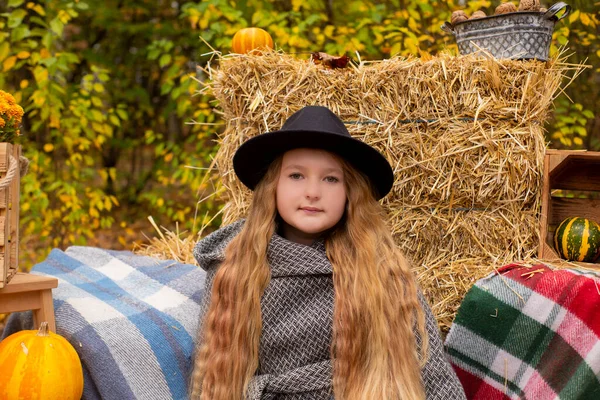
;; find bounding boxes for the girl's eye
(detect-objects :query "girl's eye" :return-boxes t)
[289,173,302,180]
[325,176,339,183]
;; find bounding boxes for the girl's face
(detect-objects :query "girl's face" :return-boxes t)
[276,148,347,246]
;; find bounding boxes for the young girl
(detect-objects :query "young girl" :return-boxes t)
[190,106,466,399]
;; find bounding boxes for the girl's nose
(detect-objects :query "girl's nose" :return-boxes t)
[305,179,321,199]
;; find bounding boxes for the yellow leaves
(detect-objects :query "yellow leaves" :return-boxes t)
[408,18,418,32]
[43,143,54,152]
[90,109,104,122]
[323,25,335,39]
[0,43,9,63]
[569,10,580,24]
[188,15,199,29]
[348,38,365,52]
[288,35,312,49]
[40,48,51,59]
[291,0,303,12]
[27,2,45,15]
[19,80,28,89]
[16,51,30,59]
[57,10,71,24]
[91,97,103,107]
[31,90,45,106]
[3,56,17,72]
[33,66,48,83]
[49,114,60,128]
[580,13,592,27]
[89,207,100,218]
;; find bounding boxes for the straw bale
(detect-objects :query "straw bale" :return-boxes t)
[394,203,540,330]
[198,50,580,330]
[172,50,581,331]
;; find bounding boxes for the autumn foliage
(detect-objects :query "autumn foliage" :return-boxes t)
[0,0,598,265]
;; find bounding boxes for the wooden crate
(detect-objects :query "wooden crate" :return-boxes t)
[539,149,600,269]
[0,143,21,288]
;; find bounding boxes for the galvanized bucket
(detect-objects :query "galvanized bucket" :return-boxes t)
[442,2,571,61]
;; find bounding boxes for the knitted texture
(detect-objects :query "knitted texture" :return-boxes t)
[193,220,466,399]
[445,263,600,399]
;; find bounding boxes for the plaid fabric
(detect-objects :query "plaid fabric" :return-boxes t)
[2,247,204,400]
[194,220,466,399]
[445,263,600,399]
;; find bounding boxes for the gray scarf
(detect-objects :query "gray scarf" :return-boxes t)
[193,220,466,399]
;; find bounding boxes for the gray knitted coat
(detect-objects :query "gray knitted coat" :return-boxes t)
[193,220,466,400]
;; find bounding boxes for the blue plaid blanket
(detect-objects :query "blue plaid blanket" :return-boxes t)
[2,246,206,400]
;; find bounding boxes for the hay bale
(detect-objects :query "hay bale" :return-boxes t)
[138,50,579,331]
[202,51,582,330]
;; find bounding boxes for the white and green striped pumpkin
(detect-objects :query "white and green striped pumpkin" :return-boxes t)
[554,217,600,263]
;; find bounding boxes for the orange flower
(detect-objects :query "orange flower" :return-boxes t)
[0,90,24,140]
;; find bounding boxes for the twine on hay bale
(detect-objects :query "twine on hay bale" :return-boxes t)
[139,50,584,331]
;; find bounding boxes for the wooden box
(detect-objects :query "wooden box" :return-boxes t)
[0,143,21,288]
[539,149,600,268]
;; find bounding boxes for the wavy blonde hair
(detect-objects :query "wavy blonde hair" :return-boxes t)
[190,152,427,399]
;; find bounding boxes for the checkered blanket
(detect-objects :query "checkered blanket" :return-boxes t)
[2,246,205,400]
[445,263,600,399]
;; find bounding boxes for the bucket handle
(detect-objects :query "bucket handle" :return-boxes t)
[544,2,572,21]
[441,21,455,35]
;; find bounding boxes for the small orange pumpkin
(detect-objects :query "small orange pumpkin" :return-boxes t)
[0,322,84,399]
[232,27,274,54]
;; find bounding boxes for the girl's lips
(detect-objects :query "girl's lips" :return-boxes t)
[300,207,322,212]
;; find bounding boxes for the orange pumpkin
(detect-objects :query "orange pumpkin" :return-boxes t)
[0,322,83,400]
[232,27,274,54]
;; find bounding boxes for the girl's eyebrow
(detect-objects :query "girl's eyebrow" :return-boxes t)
[283,164,306,171]
[283,164,342,174]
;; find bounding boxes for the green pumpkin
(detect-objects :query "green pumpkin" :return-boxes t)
[554,217,600,263]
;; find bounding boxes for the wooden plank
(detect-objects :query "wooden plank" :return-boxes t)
[0,188,6,209]
[0,272,58,294]
[9,144,20,273]
[34,289,57,332]
[550,159,600,191]
[539,154,551,263]
[0,253,4,289]
[0,143,11,287]
[546,149,600,157]
[548,153,570,174]
[548,197,600,226]
[0,290,41,314]
[541,241,600,270]
[0,143,9,173]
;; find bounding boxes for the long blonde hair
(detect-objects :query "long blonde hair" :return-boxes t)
[190,153,427,399]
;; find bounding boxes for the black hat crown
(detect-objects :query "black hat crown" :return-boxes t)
[279,106,350,137]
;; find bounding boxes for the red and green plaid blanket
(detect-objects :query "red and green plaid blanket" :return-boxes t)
[445,263,600,399]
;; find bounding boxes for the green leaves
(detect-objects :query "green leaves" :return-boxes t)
[0,0,598,264]
[8,9,28,28]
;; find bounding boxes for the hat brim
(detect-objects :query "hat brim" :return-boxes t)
[232,129,394,200]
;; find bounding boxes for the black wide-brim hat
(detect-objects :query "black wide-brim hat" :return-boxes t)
[232,106,394,200]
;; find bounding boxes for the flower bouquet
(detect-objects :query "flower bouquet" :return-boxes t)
[0,90,24,142]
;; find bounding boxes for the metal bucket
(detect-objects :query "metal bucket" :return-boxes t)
[442,2,571,61]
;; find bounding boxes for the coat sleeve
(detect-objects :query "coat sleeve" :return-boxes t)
[417,291,467,400]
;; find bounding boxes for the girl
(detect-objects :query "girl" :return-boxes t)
[190,106,466,399]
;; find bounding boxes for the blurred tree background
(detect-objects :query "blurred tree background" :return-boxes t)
[0,0,598,268]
